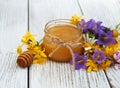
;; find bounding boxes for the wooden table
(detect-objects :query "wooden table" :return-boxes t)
[0,0,120,88]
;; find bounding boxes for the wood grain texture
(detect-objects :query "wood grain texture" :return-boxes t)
[30,61,89,88]
[0,0,27,53]
[78,0,120,88]
[0,53,28,88]
[106,67,120,88]
[78,0,120,27]
[0,0,28,88]
[87,71,110,88]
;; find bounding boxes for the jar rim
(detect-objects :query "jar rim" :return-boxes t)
[44,19,76,33]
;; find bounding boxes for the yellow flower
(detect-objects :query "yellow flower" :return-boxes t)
[17,46,22,54]
[86,59,98,72]
[116,38,120,50]
[113,29,119,37]
[27,41,37,50]
[105,44,118,56]
[17,30,48,65]
[84,42,91,47]
[33,54,47,64]
[30,46,48,64]
[40,51,47,58]
[29,46,41,54]
[21,31,36,44]
[33,57,47,64]
[31,47,47,58]
[70,14,82,24]
[92,45,101,51]
[99,60,111,70]
[84,42,92,51]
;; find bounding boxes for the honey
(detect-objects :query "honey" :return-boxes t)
[42,19,84,62]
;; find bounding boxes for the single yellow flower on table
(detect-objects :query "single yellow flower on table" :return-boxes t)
[33,58,47,64]
[99,60,111,70]
[33,50,47,64]
[29,46,48,64]
[86,59,98,72]
[70,14,82,24]
[27,41,37,50]
[105,44,118,56]
[21,31,36,44]
[17,46,22,54]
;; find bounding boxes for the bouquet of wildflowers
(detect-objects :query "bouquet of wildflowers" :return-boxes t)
[70,14,120,72]
[17,14,120,72]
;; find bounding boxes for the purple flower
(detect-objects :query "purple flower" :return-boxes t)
[92,49,106,64]
[87,19,103,33]
[113,50,120,69]
[96,30,116,46]
[114,64,120,69]
[70,52,87,70]
[114,51,120,63]
[81,19,104,34]
[81,19,88,33]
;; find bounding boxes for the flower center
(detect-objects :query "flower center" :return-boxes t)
[78,60,84,63]
[84,24,87,28]
[93,25,97,30]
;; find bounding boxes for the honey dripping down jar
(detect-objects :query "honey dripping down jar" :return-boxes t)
[42,19,84,62]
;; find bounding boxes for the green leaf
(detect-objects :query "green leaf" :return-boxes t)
[89,33,94,38]
[36,41,39,46]
[116,23,120,30]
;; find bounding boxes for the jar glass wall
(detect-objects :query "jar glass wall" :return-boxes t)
[42,19,84,62]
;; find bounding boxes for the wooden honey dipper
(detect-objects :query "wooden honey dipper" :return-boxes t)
[17,51,34,68]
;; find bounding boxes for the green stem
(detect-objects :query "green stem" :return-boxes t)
[39,38,43,44]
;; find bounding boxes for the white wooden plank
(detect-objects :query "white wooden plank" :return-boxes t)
[0,53,28,88]
[106,67,120,88]
[87,71,110,88]
[29,0,90,88]
[78,0,120,88]
[30,61,89,88]
[0,0,28,53]
[0,0,28,88]
[78,0,120,27]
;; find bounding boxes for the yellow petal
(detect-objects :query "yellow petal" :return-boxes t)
[33,58,47,64]
[85,62,91,66]
[40,51,47,58]
[93,66,98,71]
[84,43,91,47]
[113,29,119,37]
[17,46,22,54]
[34,54,41,59]
[70,14,82,24]
[21,31,36,44]
[105,60,111,67]
[87,66,92,72]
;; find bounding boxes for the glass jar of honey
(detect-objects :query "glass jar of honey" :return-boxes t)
[42,19,84,62]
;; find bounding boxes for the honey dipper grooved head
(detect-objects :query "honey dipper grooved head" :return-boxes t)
[17,51,34,68]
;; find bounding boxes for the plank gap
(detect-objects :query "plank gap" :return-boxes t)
[28,0,30,31]
[76,0,84,15]
[27,0,30,88]
[104,71,112,88]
